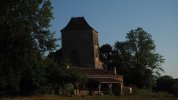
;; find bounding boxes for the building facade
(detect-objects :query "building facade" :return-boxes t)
[61,17,102,68]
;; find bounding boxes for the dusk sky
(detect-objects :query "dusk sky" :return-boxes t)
[50,0,178,78]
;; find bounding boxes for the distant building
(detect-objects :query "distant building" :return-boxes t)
[61,17,123,95]
[61,17,102,69]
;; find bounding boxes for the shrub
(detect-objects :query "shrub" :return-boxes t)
[64,83,74,96]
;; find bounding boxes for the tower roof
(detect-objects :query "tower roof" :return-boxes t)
[61,17,97,32]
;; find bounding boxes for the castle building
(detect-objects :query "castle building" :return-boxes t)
[61,17,123,95]
[61,17,102,69]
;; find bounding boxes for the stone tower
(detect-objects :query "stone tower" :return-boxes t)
[61,17,102,69]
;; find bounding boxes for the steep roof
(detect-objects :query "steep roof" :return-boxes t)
[61,17,97,32]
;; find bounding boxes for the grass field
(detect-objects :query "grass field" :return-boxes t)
[1,92,178,100]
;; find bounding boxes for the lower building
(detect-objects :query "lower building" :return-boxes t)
[72,67,123,96]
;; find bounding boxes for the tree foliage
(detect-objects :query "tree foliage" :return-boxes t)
[0,0,56,94]
[156,75,174,93]
[64,83,74,96]
[156,75,178,96]
[46,49,88,94]
[99,44,113,69]
[99,27,165,89]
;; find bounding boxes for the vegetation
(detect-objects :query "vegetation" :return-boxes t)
[155,75,178,96]
[63,83,74,96]
[99,28,178,96]
[0,0,177,97]
[1,92,178,100]
[0,0,86,96]
[100,28,165,89]
[0,0,56,95]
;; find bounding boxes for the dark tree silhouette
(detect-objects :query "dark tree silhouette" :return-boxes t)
[0,0,56,94]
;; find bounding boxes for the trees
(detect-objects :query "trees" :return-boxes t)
[100,27,164,89]
[0,0,56,93]
[156,75,178,96]
[47,49,88,95]
[156,75,175,93]
[99,44,113,69]
[113,28,165,89]
[173,79,178,96]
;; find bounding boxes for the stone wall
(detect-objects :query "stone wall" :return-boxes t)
[62,30,101,68]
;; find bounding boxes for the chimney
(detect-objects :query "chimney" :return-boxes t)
[114,67,117,75]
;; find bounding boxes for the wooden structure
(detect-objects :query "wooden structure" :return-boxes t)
[72,67,123,95]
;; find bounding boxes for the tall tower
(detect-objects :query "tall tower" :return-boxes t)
[61,17,102,69]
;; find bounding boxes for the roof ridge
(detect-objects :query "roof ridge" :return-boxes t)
[61,17,98,32]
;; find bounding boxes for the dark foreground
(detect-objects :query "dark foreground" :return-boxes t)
[1,92,178,100]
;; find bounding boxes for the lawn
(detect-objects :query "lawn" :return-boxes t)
[1,92,178,100]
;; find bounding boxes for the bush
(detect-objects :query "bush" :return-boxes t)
[123,86,132,95]
[156,76,178,97]
[64,83,74,96]
[33,86,55,95]
[173,80,178,97]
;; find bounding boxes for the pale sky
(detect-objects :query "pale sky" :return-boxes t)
[50,0,178,78]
